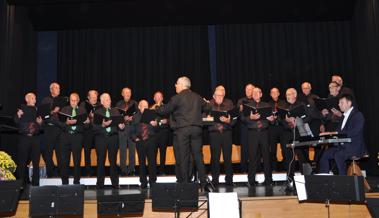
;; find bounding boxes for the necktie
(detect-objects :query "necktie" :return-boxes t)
[71,107,77,131]
[141,123,149,141]
[105,108,111,133]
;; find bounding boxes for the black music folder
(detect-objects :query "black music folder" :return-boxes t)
[314,97,339,111]
[141,109,157,124]
[93,113,124,127]
[37,104,51,120]
[281,104,308,118]
[116,106,137,117]
[18,105,37,123]
[242,104,255,116]
[242,104,272,118]
[210,110,228,123]
[58,112,88,124]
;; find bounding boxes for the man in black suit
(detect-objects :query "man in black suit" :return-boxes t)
[237,83,255,173]
[40,82,66,177]
[79,90,101,176]
[267,87,287,172]
[155,76,211,188]
[131,100,158,189]
[58,93,88,185]
[93,93,125,189]
[241,87,274,186]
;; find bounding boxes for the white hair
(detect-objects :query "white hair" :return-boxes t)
[178,76,191,89]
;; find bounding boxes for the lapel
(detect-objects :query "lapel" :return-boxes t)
[341,108,355,131]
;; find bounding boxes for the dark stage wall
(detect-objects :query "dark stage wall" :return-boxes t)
[1,0,379,174]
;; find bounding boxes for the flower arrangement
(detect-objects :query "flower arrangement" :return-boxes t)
[0,151,16,180]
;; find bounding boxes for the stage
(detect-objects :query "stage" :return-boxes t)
[8,174,378,218]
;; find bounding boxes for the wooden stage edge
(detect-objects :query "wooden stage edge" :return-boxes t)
[13,193,379,218]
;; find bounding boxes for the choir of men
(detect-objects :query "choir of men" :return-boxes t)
[14,74,365,190]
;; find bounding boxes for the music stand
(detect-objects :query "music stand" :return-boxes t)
[0,180,22,217]
[97,191,145,218]
[295,175,365,218]
[152,183,199,218]
[29,185,85,218]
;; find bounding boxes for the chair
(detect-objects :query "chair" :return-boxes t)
[347,154,371,192]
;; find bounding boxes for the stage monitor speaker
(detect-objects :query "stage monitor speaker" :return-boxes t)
[295,175,365,203]
[367,198,379,218]
[0,180,22,217]
[97,191,145,217]
[151,182,199,211]
[29,185,85,218]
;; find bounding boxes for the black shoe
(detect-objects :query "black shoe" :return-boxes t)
[112,185,120,189]
[211,180,219,187]
[248,181,259,187]
[263,181,273,186]
[225,181,234,187]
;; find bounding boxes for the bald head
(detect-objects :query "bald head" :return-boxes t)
[25,93,36,106]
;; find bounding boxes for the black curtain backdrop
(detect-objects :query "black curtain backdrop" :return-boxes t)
[57,26,211,104]
[0,0,37,114]
[351,0,379,175]
[215,21,354,102]
[0,0,36,155]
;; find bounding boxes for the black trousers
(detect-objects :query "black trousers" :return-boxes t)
[136,136,157,186]
[174,126,207,184]
[59,133,83,185]
[42,125,61,177]
[17,135,40,186]
[209,130,233,184]
[239,124,249,172]
[268,125,286,171]
[82,129,95,172]
[95,134,119,186]
[247,129,272,184]
[156,128,169,170]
